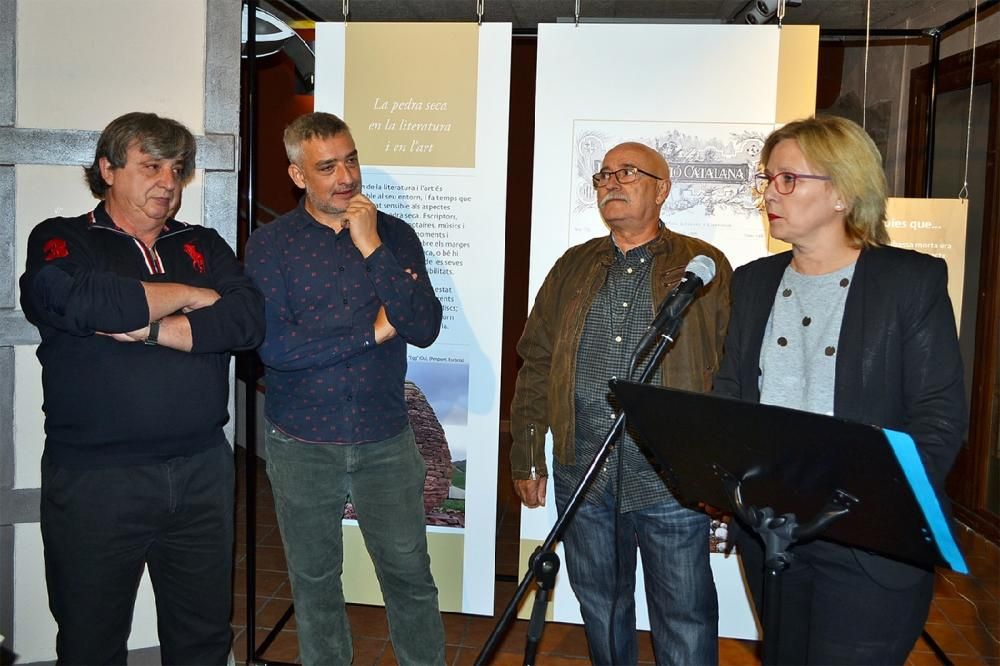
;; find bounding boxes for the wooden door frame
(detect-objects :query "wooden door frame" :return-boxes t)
[906,40,1000,541]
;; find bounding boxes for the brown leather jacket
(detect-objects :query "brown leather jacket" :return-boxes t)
[510,225,732,480]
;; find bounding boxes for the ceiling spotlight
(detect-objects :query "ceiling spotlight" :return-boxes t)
[738,0,803,24]
[241,6,298,58]
[240,5,316,92]
[755,0,778,15]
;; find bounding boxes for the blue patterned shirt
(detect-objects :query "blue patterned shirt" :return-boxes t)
[245,200,442,444]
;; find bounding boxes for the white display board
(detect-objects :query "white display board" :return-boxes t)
[314,22,511,615]
[522,22,813,640]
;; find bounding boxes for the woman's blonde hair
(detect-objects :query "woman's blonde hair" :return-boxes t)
[761,115,889,247]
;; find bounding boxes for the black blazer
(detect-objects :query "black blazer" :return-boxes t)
[714,245,967,586]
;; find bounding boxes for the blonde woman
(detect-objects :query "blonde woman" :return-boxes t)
[714,115,966,665]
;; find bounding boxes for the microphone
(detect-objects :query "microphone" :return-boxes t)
[634,254,717,355]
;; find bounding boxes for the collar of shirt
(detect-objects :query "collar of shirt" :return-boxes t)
[605,220,670,260]
[90,201,188,236]
[612,239,655,264]
[287,197,353,234]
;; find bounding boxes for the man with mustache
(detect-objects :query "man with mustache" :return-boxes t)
[510,142,732,665]
[245,112,445,666]
[19,112,265,664]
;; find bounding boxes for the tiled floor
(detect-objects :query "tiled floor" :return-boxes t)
[232,447,999,665]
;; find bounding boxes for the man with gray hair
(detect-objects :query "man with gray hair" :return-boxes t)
[20,111,264,664]
[245,112,445,665]
[510,141,731,665]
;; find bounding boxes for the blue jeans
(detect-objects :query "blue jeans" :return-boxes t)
[555,476,719,666]
[41,443,234,665]
[264,422,445,666]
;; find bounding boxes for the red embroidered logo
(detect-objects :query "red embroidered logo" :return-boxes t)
[43,238,69,261]
[183,242,206,273]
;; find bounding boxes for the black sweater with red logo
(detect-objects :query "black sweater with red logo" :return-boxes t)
[19,203,264,468]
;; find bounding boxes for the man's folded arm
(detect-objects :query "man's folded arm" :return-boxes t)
[365,223,442,348]
[184,229,265,353]
[20,224,150,335]
[246,228,377,370]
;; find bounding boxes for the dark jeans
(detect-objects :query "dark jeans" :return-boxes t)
[40,443,234,666]
[737,528,934,665]
[554,476,719,666]
[264,421,445,666]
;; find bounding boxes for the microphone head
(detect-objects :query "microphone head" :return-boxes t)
[685,255,716,285]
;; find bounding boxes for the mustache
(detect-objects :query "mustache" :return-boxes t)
[599,192,629,208]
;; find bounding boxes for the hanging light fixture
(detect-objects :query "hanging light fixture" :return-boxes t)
[240,5,316,92]
[740,0,802,24]
[241,5,299,57]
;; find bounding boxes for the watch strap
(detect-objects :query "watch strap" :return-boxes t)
[144,320,161,346]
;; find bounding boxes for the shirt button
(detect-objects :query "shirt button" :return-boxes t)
[339,266,345,272]
[622,302,628,308]
[346,394,353,402]
[627,267,633,274]
[343,298,348,305]
[614,335,622,342]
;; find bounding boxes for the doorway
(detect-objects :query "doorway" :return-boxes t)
[907,39,1000,540]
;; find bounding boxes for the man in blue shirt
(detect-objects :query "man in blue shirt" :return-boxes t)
[245,112,445,666]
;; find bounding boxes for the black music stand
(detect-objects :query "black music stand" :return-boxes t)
[610,381,967,665]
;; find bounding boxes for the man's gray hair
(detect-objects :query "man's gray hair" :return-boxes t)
[283,112,351,165]
[84,112,196,198]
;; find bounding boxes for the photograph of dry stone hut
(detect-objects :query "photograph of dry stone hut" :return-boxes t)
[343,365,469,528]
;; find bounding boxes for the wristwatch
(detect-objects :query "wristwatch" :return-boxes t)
[144,320,161,346]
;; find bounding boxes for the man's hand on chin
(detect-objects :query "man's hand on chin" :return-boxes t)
[343,193,381,258]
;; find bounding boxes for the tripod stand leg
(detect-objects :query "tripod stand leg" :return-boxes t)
[523,551,560,666]
[762,563,785,666]
[523,587,549,666]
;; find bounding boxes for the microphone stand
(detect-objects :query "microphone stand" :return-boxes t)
[476,316,684,666]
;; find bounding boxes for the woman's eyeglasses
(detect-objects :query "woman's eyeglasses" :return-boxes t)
[753,171,831,195]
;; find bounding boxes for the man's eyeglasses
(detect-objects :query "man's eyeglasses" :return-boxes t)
[592,167,664,188]
[753,172,831,196]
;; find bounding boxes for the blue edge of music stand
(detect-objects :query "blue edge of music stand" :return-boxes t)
[882,428,967,574]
